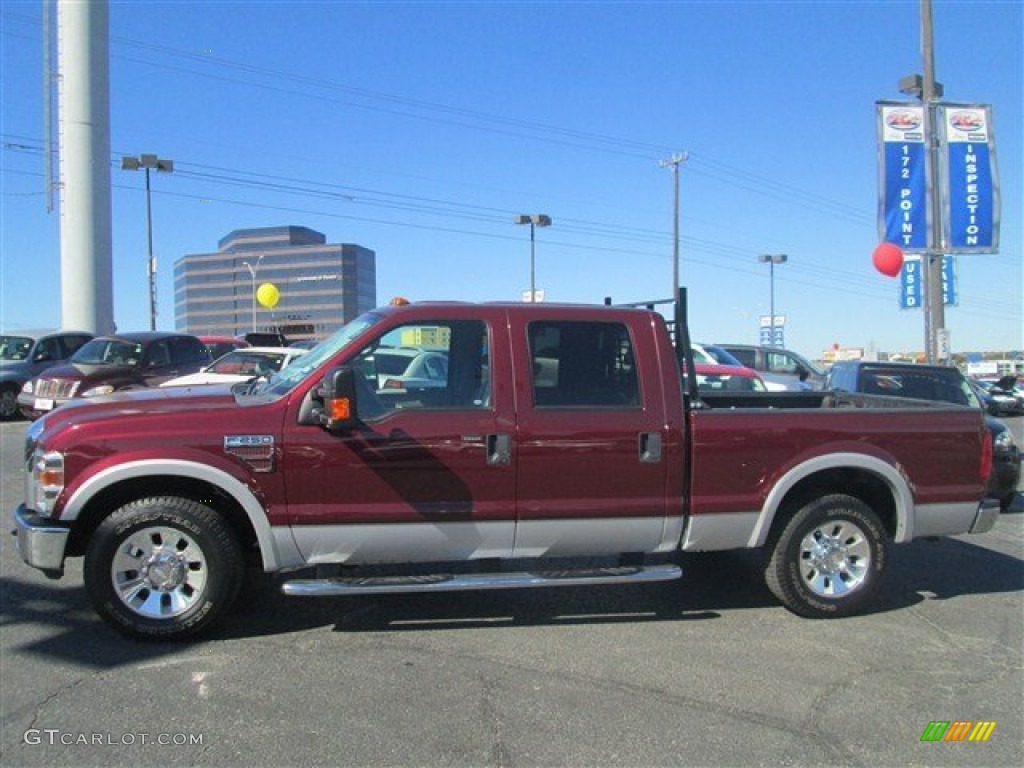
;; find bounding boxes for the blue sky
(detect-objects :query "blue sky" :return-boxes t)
[2,0,1021,358]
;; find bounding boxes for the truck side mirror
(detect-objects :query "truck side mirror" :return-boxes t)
[317,365,359,431]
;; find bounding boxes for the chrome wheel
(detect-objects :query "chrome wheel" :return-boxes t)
[110,525,209,619]
[797,519,871,598]
[86,497,243,639]
[765,494,889,618]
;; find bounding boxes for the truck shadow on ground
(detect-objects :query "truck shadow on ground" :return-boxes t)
[3,533,1021,665]
[315,536,1024,634]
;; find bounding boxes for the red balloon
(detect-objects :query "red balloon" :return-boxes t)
[872,242,904,277]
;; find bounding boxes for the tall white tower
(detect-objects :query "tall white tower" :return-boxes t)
[56,0,115,334]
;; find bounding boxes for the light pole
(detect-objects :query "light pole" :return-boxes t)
[121,153,173,330]
[514,213,552,302]
[899,0,946,363]
[659,152,687,300]
[241,254,265,333]
[758,253,787,345]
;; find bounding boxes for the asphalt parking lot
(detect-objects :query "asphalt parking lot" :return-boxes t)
[1,419,1021,767]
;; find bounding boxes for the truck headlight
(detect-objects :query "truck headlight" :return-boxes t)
[21,380,34,395]
[30,449,64,516]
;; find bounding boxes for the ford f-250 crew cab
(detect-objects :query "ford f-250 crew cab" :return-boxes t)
[13,302,998,639]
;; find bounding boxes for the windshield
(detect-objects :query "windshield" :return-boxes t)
[0,335,33,361]
[71,338,143,367]
[241,311,384,399]
[699,344,744,367]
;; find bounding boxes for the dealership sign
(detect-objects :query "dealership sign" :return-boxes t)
[878,104,928,251]
[941,106,999,252]
[876,102,999,255]
[899,255,957,309]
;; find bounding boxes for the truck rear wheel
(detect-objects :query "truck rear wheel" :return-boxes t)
[765,494,888,618]
[84,497,243,640]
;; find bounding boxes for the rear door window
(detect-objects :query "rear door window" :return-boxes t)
[528,321,639,408]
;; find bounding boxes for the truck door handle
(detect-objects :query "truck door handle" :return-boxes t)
[639,432,662,464]
[487,433,511,466]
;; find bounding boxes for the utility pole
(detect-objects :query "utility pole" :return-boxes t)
[920,0,946,363]
[900,0,946,362]
[659,152,688,301]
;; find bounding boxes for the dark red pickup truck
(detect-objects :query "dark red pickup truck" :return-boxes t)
[13,302,998,638]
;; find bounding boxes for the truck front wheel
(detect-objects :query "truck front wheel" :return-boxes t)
[765,494,888,618]
[84,497,243,640]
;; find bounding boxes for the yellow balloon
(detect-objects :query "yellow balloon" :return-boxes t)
[256,282,280,309]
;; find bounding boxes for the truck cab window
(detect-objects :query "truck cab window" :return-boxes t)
[528,321,638,408]
[350,320,490,416]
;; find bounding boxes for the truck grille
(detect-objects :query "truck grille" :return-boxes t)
[33,379,79,399]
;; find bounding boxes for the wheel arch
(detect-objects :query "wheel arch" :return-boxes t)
[749,452,915,549]
[62,459,298,570]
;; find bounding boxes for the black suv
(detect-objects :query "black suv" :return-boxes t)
[18,332,211,420]
[0,329,94,420]
[826,360,1020,511]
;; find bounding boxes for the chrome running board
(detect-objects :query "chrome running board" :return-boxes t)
[281,563,682,597]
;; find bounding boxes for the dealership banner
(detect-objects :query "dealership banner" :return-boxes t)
[877,103,929,252]
[899,255,957,310]
[939,105,1000,253]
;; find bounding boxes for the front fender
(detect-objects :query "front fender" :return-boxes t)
[60,458,302,570]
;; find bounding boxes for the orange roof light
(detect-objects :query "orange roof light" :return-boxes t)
[389,296,411,306]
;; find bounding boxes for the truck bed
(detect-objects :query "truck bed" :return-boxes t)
[695,389,954,411]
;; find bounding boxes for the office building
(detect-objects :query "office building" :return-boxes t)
[174,226,376,340]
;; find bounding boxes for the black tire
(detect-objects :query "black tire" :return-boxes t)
[84,497,243,640]
[765,494,889,619]
[0,384,21,421]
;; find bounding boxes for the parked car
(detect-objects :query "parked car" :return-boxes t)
[716,343,825,391]
[826,360,1020,511]
[199,335,249,361]
[161,347,309,387]
[243,331,290,347]
[968,379,1002,417]
[0,329,94,420]
[18,332,211,419]
[371,347,449,390]
[973,376,1024,416]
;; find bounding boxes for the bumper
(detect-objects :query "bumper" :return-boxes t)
[969,497,1000,535]
[988,451,1021,500]
[12,504,70,578]
[16,392,69,421]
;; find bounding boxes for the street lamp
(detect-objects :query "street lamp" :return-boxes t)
[758,253,787,344]
[241,254,265,333]
[121,153,173,330]
[514,213,552,302]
